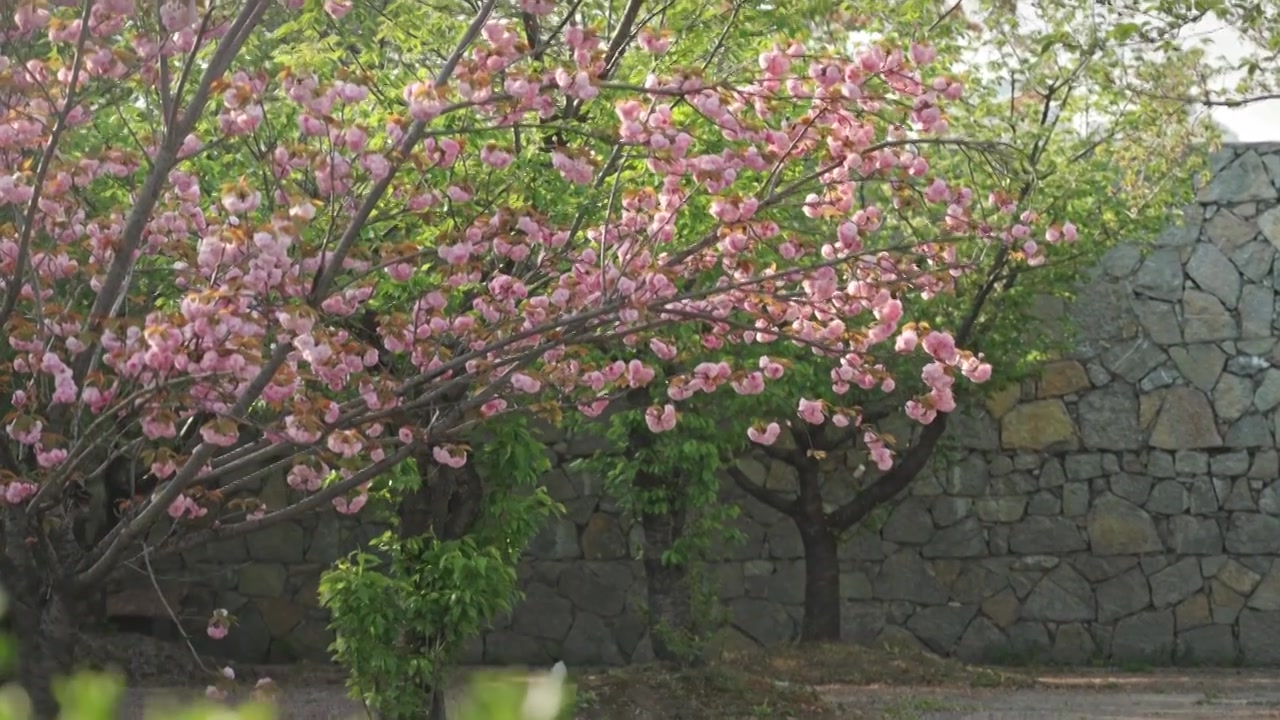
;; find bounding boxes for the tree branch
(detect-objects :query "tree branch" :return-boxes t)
[0,0,96,332]
[827,413,948,532]
[725,464,798,515]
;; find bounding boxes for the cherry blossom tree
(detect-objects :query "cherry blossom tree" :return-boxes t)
[0,0,1072,714]
[706,0,1262,645]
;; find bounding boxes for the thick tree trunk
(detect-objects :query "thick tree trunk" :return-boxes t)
[640,507,697,665]
[9,588,76,719]
[393,458,487,720]
[3,504,80,720]
[787,457,843,643]
[798,523,840,642]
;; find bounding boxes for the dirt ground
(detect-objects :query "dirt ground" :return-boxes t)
[120,666,1280,717]
[95,636,1280,719]
[827,670,1280,719]
[114,666,1280,719]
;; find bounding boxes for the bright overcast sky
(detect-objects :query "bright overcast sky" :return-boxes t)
[1193,19,1280,142]
[849,2,1280,142]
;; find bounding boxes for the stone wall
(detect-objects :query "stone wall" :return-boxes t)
[118,142,1280,668]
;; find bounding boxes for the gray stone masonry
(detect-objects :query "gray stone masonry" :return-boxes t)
[110,143,1280,667]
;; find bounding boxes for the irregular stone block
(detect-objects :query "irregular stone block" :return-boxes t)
[1225,513,1280,554]
[1246,561,1280,611]
[1038,458,1066,488]
[1149,387,1224,449]
[1241,284,1275,338]
[238,563,288,598]
[1027,491,1060,515]
[1256,368,1280,412]
[1176,625,1238,665]
[1251,449,1280,478]
[1239,609,1280,664]
[1102,338,1168,383]
[1232,240,1276,282]
[1205,209,1259,252]
[1112,473,1153,505]
[1038,360,1092,397]
[874,549,949,604]
[882,498,935,545]
[906,604,978,655]
[1088,494,1164,555]
[1226,414,1272,447]
[1182,289,1238,343]
[1063,482,1090,517]
[247,522,306,563]
[975,497,1028,523]
[1000,399,1078,451]
[930,495,971,527]
[1211,450,1252,476]
[1146,480,1189,515]
[1199,150,1279,203]
[1174,593,1212,632]
[1169,344,1227,392]
[1065,453,1104,480]
[981,588,1020,628]
[1132,248,1186,301]
[1214,373,1255,422]
[1134,299,1182,345]
[1096,567,1152,624]
[1022,566,1094,622]
[1008,516,1087,554]
[558,563,631,616]
[1260,205,1280,249]
[948,407,1001,450]
[1149,558,1203,609]
[1111,609,1175,664]
[581,513,629,560]
[1224,478,1258,510]
[528,517,583,560]
[942,454,988,496]
[1007,621,1052,659]
[1186,242,1242,308]
[1077,387,1144,450]
[512,595,574,641]
[563,611,625,664]
[1051,623,1098,665]
[953,616,1008,662]
[921,517,987,559]
[1165,515,1223,555]
[1217,558,1263,595]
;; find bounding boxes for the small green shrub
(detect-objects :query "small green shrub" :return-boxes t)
[320,416,564,719]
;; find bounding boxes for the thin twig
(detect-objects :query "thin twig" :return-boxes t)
[142,544,214,676]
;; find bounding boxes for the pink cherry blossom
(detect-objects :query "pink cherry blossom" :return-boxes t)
[0,0,1075,599]
[433,446,468,468]
[797,398,826,424]
[747,422,781,445]
[644,404,678,432]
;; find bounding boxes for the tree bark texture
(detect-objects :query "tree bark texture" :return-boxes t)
[639,504,696,664]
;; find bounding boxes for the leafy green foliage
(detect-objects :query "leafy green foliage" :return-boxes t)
[319,415,559,719]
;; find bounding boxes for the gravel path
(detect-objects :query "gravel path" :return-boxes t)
[113,668,1280,719]
[829,669,1280,719]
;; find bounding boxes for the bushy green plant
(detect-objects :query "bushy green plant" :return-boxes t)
[320,416,560,719]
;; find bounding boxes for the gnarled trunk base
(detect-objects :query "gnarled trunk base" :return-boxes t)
[640,506,700,666]
[10,589,76,720]
[798,523,841,643]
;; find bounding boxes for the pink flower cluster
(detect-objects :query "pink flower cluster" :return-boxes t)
[0,1,1073,532]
